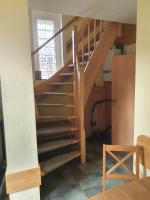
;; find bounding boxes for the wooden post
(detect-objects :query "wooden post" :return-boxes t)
[72,26,86,163]
[136,147,140,179]
[103,144,106,192]
[72,26,79,139]
[82,34,84,67]
[79,70,86,163]
[88,22,91,60]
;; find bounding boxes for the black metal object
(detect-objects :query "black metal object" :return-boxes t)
[91,99,112,133]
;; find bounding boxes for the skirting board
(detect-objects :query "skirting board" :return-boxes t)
[6,166,41,194]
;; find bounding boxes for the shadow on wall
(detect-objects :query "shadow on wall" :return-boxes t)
[0,79,7,199]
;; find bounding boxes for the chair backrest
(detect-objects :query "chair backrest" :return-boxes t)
[137,135,150,169]
[102,144,140,192]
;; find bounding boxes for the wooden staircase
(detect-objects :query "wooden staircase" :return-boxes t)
[36,60,80,176]
[32,17,122,177]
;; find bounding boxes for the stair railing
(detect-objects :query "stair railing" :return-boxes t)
[72,19,105,163]
[77,19,106,69]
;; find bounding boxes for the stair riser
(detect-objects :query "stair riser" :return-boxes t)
[40,95,74,104]
[40,151,80,176]
[37,121,71,129]
[49,84,74,93]
[38,134,73,143]
[38,107,74,116]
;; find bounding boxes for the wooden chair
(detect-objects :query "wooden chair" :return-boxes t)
[137,135,150,175]
[102,144,140,192]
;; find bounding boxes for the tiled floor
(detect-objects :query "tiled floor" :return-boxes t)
[41,141,129,200]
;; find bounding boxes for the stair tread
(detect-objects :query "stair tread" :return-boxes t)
[41,151,80,176]
[38,139,78,154]
[59,72,74,76]
[37,115,78,123]
[37,103,75,107]
[37,126,78,135]
[49,82,74,85]
[42,92,73,96]
[38,115,78,119]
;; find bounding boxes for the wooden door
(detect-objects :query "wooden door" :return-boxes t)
[112,55,135,145]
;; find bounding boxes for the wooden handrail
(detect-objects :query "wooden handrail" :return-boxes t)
[31,16,79,56]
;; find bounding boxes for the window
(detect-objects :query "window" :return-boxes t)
[37,19,56,79]
[32,11,62,80]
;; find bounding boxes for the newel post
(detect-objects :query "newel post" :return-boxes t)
[79,69,86,163]
[72,26,86,163]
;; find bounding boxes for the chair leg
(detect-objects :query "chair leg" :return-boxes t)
[103,144,106,192]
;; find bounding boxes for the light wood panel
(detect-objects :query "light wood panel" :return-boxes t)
[89,177,150,200]
[137,135,150,169]
[6,167,41,194]
[116,24,136,45]
[112,55,135,145]
[85,83,111,137]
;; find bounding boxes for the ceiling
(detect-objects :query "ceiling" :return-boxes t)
[29,0,137,24]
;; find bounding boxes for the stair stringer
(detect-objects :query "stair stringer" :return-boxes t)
[84,22,119,105]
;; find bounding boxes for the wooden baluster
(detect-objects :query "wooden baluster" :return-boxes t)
[72,26,78,114]
[94,19,96,48]
[99,20,102,40]
[82,34,84,67]
[72,26,77,68]
[88,21,90,60]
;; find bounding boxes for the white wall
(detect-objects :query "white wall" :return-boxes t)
[0,0,40,199]
[0,85,4,165]
[28,0,137,24]
[134,0,150,176]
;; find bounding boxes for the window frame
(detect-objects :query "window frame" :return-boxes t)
[31,11,63,80]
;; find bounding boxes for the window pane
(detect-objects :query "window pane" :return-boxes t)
[37,19,56,80]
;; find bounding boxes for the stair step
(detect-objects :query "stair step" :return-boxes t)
[49,82,74,86]
[37,103,75,108]
[42,92,73,96]
[38,115,78,121]
[59,72,74,76]
[38,139,78,154]
[41,151,80,176]
[37,126,78,136]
